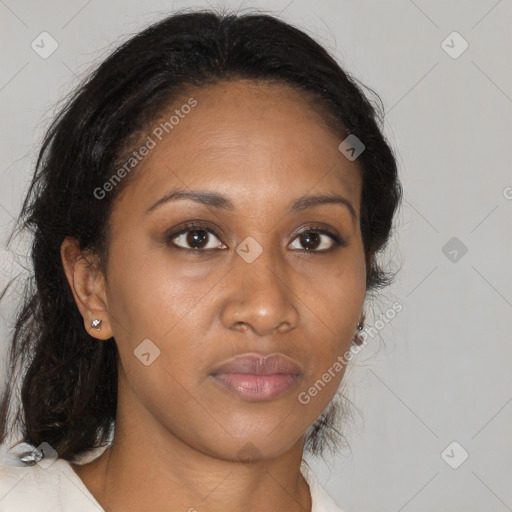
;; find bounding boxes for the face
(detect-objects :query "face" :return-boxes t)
[98,80,366,461]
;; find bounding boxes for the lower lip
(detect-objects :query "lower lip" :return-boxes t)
[211,373,300,401]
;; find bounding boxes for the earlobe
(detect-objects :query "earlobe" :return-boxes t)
[60,236,113,340]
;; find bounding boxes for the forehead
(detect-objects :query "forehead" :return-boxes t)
[112,80,362,216]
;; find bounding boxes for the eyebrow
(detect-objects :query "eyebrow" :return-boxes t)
[145,187,357,221]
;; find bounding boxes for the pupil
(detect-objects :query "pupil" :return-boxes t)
[301,231,319,250]
[187,229,208,248]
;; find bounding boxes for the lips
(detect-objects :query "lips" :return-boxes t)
[210,353,302,376]
[210,353,303,401]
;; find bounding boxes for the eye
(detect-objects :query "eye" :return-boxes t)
[166,223,227,251]
[289,227,345,252]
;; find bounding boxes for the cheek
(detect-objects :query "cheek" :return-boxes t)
[303,249,366,337]
[108,258,207,425]
[106,240,204,345]
[105,243,215,404]
[295,253,366,408]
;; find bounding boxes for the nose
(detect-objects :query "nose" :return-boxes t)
[220,242,299,337]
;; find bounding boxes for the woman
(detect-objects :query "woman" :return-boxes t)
[0,8,401,511]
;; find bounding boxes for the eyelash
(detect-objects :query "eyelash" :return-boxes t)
[164,222,347,253]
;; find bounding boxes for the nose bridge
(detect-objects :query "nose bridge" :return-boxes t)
[221,235,298,335]
[239,237,284,293]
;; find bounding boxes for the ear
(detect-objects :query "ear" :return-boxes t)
[60,236,113,340]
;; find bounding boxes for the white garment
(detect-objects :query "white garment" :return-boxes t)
[0,442,344,512]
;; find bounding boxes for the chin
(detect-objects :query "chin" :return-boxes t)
[193,420,307,463]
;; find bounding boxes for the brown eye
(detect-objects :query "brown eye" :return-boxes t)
[289,228,345,252]
[298,231,321,250]
[185,229,209,249]
[167,224,226,250]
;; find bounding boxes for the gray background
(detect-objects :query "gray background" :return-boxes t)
[1,1,511,511]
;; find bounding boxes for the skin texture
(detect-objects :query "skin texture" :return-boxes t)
[61,80,366,512]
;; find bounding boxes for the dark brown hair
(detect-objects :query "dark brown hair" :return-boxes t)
[0,8,402,462]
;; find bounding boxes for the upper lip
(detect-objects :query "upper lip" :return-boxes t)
[211,353,302,376]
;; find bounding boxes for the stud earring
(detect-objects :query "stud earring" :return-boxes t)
[91,319,102,331]
[353,320,365,346]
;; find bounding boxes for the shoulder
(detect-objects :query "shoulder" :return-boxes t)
[300,460,346,512]
[0,442,104,512]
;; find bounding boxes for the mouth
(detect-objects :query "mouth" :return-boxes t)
[210,353,302,402]
[211,373,301,401]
